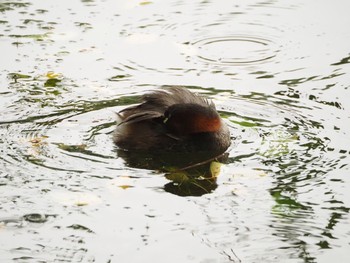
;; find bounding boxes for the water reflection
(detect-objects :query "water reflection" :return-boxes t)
[117,148,229,196]
[331,54,350,66]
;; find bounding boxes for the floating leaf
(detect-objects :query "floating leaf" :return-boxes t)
[8,73,31,80]
[44,78,61,87]
[108,177,135,191]
[140,1,152,5]
[43,72,63,87]
[46,71,61,79]
[210,161,222,178]
[51,191,101,206]
[164,167,219,196]
[119,185,133,190]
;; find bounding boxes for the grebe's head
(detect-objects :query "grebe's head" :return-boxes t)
[163,103,222,136]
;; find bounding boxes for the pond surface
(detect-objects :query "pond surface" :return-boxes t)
[1,0,350,262]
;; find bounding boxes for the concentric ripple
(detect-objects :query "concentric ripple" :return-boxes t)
[191,35,277,65]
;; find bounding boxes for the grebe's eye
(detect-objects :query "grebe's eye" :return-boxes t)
[163,112,171,123]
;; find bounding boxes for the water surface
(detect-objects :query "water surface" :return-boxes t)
[1,0,350,262]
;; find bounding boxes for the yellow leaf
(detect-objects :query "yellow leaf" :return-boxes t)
[210,161,222,178]
[75,201,88,206]
[51,191,101,206]
[46,71,61,79]
[119,185,133,190]
[140,1,152,5]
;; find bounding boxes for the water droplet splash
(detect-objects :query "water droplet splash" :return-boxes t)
[191,35,277,66]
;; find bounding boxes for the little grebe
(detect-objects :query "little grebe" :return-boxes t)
[113,86,230,155]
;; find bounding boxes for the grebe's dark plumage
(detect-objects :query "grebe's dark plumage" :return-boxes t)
[113,86,230,154]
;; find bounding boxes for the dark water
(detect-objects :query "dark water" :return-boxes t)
[1,0,350,262]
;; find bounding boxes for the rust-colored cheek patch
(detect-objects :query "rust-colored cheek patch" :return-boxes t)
[193,116,222,133]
